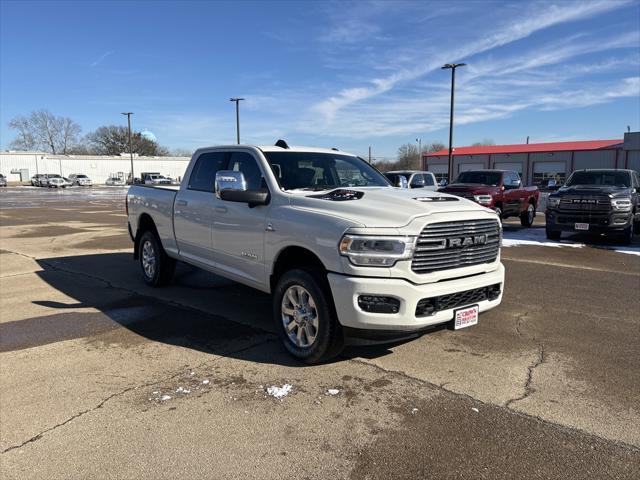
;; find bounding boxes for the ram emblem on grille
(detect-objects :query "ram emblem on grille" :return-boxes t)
[446,235,488,248]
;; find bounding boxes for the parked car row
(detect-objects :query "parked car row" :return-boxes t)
[0,173,7,187]
[30,173,93,188]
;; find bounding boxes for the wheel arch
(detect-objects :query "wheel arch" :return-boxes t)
[270,246,328,293]
[133,213,158,259]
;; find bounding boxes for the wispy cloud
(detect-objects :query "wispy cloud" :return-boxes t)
[90,50,114,67]
[311,0,633,122]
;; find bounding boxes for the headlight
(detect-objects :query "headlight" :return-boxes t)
[339,235,416,267]
[473,195,493,206]
[611,198,632,211]
[547,196,560,208]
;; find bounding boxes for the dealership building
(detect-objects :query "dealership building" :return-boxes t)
[423,131,640,186]
[0,151,191,184]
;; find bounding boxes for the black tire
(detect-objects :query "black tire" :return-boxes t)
[520,202,535,227]
[546,227,561,240]
[634,218,640,235]
[138,230,175,287]
[273,268,343,364]
[618,225,634,246]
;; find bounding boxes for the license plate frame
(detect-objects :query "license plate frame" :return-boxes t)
[574,223,589,231]
[454,304,479,330]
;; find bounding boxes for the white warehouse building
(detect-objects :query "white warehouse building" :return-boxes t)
[0,151,191,184]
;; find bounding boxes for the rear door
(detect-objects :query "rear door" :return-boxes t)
[173,151,227,267]
[503,172,524,215]
[212,150,270,288]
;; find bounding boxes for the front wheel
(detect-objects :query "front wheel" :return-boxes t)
[138,231,175,287]
[273,269,343,364]
[520,203,535,227]
[618,225,634,246]
[546,227,561,241]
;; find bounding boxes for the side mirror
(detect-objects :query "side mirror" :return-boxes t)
[215,170,269,207]
[439,179,448,187]
[215,170,247,198]
[410,177,426,189]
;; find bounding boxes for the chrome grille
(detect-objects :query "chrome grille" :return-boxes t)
[412,219,500,273]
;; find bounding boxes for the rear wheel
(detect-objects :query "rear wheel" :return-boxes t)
[546,227,561,241]
[138,231,175,287]
[273,269,343,364]
[520,203,535,227]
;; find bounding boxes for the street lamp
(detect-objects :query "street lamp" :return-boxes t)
[416,138,421,168]
[442,63,466,183]
[121,112,134,183]
[229,98,244,144]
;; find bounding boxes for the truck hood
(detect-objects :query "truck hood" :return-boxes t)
[556,185,633,197]
[440,184,500,195]
[288,187,490,228]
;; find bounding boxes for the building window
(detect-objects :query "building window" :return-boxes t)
[533,162,566,190]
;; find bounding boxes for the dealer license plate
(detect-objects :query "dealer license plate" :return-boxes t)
[454,305,479,330]
[575,223,589,231]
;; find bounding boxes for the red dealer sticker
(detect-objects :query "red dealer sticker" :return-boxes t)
[454,305,479,330]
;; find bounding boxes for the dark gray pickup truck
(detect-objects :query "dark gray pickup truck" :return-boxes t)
[545,169,640,244]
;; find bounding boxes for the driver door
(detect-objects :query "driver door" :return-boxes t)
[212,151,270,288]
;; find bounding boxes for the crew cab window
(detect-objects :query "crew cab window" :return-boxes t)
[411,174,426,188]
[188,152,227,192]
[454,171,502,186]
[263,152,390,190]
[227,152,264,190]
[565,171,631,188]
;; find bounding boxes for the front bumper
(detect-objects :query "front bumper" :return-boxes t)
[546,210,632,233]
[328,263,504,332]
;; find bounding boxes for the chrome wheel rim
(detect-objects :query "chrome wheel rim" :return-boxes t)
[141,240,156,279]
[281,285,319,348]
[527,204,534,223]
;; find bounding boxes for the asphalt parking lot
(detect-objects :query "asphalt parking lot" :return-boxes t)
[1,186,639,479]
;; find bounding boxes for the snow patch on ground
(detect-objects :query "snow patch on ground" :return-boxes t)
[326,389,340,396]
[266,384,293,399]
[502,228,640,256]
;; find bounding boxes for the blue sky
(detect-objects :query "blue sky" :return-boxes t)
[1,0,639,159]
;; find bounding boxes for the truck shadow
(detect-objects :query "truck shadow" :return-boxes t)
[30,252,411,366]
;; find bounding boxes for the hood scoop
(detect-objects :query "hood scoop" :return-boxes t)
[413,196,459,202]
[308,189,364,201]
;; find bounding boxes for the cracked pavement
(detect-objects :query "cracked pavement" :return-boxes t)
[1,187,639,479]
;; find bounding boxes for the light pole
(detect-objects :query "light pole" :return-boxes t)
[229,98,244,144]
[416,138,422,168]
[442,63,466,183]
[121,112,134,183]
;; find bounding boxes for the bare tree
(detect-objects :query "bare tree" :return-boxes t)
[396,143,420,170]
[471,139,495,146]
[8,116,37,151]
[85,125,170,156]
[7,110,82,153]
[423,141,445,153]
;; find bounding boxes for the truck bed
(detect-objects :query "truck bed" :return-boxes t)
[127,185,179,255]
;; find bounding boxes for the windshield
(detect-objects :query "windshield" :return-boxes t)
[77,175,87,178]
[454,171,502,186]
[565,171,631,188]
[48,174,62,179]
[263,152,391,190]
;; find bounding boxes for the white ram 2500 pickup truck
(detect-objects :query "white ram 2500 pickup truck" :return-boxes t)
[126,141,504,363]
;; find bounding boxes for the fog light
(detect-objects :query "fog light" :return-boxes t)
[415,298,436,317]
[487,284,501,301]
[357,295,400,314]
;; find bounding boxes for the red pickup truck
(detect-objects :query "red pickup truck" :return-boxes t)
[440,170,540,227]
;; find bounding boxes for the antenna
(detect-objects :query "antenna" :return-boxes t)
[275,139,289,149]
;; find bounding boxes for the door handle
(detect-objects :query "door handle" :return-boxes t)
[176,200,188,206]
[215,206,228,213]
